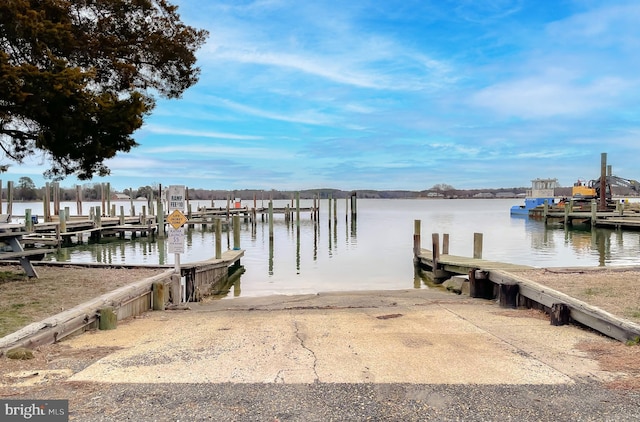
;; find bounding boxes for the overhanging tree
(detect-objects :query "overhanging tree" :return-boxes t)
[0,0,208,180]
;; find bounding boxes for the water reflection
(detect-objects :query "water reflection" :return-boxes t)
[37,199,640,298]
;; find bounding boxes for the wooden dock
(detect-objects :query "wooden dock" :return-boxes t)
[531,200,640,229]
[412,222,640,342]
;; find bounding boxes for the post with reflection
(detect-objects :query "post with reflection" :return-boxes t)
[296,191,300,230]
[233,215,240,250]
[269,200,274,241]
[215,218,222,259]
[413,220,421,257]
[333,195,337,224]
[157,200,164,238]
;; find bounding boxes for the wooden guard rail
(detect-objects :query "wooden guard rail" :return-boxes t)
[470,268,640,343]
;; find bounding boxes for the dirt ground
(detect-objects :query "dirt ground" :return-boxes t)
[0,264,167,338]
[510,267,640,325]
[0,263,639,393]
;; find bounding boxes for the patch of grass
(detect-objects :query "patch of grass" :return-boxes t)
[625,336,640,346]
[0,270,27,284]
[0,309,32,338]
[624,308,640,320]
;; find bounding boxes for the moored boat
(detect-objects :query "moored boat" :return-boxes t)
[510,178,558,216]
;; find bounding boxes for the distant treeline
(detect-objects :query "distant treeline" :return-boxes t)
[6,178,529,201]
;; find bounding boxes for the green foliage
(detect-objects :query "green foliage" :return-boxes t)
[626,336,640,346]
[0,0,208,180]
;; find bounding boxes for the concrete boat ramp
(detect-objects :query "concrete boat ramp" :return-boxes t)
[51,289,611,385]
[3,289,640,421]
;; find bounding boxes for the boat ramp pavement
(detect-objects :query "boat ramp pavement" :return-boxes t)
[2,289,640,421]
[58,289,616,385]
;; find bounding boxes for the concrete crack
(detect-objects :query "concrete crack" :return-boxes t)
[293,320,319,382]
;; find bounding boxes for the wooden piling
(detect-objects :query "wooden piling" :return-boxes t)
[7,181,13,217]
[431,233,440,276]
[25,209,32,232]
[233,215,240,250]
[215,218,222,259]
[59,209,67,233]
[296,192,300,228]
[550,303,571,326]
[599,152,607,211]
[98,306,117,330]
[413,220,421,256]
[152,282,165,311]
[157,200,165,238]
[76,185,82,216]
[443,233,450,255]
[268,200,274,240]
[473,233,483,259]
[499,283,519,308]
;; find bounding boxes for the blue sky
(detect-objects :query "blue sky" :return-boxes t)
[8,0,640,192]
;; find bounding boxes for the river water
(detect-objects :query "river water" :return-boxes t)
[7,198,640,298]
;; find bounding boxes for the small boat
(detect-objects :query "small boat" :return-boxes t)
[510,178,558,216]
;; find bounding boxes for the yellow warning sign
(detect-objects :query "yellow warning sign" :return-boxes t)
[167,209,188,229]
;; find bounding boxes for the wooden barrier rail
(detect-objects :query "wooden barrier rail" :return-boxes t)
[472,269,640,343]
[0,250,245,355]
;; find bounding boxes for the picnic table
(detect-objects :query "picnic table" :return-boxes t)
[0,223,46,278]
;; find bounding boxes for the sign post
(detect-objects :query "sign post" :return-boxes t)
[167,185,187,302]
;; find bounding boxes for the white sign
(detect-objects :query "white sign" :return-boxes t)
[168,227,185,254]
[168,185,185,211]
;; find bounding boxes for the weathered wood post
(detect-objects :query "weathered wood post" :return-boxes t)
[268,200,274,240]
[233,215,240,250]
[129,187,135,216]
[328,195,332,223]
[599,152,607,211]
[53,182,60,217]
[442,233,449,255]
[351,192,357,220]
[591,200,597,226]
[473,233,483,259]
[157,200,164,238]
[100,183,106,216]
[106,182,111,217]
[25,209,33,232]
[43,183,50,222]
[152,282,165,311]
[215,218,222,259]
[469,269,494,299]
[564,202,570,226]
[413,220,421,256]
[98,306,117,330]
[499,283,519,308]
[296,192,300,229]
[119,206,125,225]
[59,209,67,234]
[76,185,83,216]
[7,181,14,217]
[550,303,571,326]
[431,233,440,277]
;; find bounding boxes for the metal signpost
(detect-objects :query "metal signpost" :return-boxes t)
[167,185,187,302]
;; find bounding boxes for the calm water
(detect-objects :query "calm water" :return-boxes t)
[8,198,640,298]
